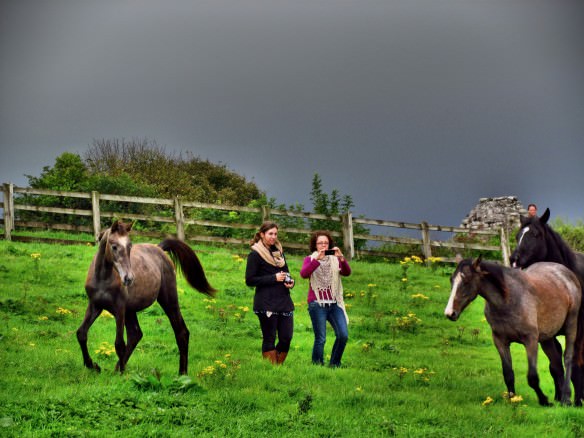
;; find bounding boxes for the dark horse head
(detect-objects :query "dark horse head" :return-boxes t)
[510,208,576,270]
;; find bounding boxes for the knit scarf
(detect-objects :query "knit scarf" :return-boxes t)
[309,252,349,324]
[251,241,286,268]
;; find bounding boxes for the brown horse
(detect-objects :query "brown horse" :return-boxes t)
[510,207,584,405]
[76,220,216,375]
[444,256,581,406]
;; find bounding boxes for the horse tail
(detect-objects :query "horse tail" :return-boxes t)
[159,239,217,297]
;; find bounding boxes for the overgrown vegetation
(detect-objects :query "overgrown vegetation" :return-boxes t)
[1,239,583,437]
[15,140,366,247]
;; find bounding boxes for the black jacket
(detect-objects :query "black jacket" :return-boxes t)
[245,249,294,313]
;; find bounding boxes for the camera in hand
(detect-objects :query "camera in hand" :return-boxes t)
[324,249,336,256]
[284,273,293,284]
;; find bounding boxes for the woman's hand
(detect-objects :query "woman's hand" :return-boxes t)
[276,271,287,282]
[318,247,343,260]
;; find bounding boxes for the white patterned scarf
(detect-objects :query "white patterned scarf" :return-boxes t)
[309,252,349,324]
[251,241,286,268]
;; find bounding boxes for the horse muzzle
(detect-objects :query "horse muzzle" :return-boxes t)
[445,311,459,321]
[122,274,134,287]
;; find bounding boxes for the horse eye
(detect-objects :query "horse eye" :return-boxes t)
[111,244,118,252]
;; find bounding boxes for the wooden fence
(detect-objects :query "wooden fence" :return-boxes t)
[1,183,511,265]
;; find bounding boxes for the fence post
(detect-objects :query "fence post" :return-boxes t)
[3,183,14,241]
[341,212,354,261]
[261,205,270,222]
[421,221,432,265]
[174,196,185,241]
[500,226,510,267]
[91,191,101,242]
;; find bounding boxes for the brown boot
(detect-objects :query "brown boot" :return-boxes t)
[262,350,277,364]
[276,351,288,365]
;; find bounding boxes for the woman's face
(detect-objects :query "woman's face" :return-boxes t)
[261,227,278,247]
[316,235,330,250]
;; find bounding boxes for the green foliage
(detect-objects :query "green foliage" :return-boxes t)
[309,173,368,250]
[26,152,88,191]
[551,218,584,252]
[85,138,263,206]
[0,239,581,437]
[18,139,265,234]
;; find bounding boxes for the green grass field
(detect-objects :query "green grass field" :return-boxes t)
[0,239,583,437]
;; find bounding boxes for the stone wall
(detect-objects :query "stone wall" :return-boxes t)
[460,196,527,230]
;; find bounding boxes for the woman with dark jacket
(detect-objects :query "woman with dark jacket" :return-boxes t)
[245,221,295,364]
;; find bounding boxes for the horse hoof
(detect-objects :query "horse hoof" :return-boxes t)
[93,363,101,373]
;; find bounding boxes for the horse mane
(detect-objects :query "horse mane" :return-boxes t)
[543,223,577,270]
[478,261,510,300]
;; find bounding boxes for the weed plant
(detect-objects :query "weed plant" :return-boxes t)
[0,241,583,437]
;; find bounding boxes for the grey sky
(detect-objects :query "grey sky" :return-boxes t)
[1,1,583,227]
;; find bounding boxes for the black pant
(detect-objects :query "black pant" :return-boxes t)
[256,312,293,353]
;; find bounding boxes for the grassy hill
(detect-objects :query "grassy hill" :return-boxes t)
[0,239,582,437]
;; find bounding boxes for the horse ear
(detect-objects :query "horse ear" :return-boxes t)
[110,220,120,233]
[472,255,483,270]
[540,208,550,225]
[519,215,529,227]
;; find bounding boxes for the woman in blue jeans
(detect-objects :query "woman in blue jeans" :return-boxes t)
[300,230,351,367]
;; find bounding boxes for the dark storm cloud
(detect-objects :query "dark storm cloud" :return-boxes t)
[1,1,584,226]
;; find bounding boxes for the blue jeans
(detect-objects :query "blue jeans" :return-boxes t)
[308,301,348,367]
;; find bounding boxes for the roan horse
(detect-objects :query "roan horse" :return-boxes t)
[510,208,584,405]
[77,220,216,375]
[444,256,581,406]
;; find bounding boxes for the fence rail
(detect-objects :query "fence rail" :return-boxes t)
[1,183,511,265]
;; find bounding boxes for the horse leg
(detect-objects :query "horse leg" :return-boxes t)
[118,311,143,371]
[572,365,583,407]
[540,338,564,402]
[76,303,103,372]
[113,307,127,373]
[158,289,190,375]
[493,336,516,397]
[561,312,579,406]
[524,339,551,406]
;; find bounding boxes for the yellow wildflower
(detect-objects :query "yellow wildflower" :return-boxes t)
[411,293,429,300]
[100,310,114,319]
[482,396,494,406]
[510,395,523,404]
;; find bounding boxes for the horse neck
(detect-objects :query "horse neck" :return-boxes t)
[477,277,508,309]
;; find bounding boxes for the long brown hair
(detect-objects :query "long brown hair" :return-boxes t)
[251,221,279,245]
